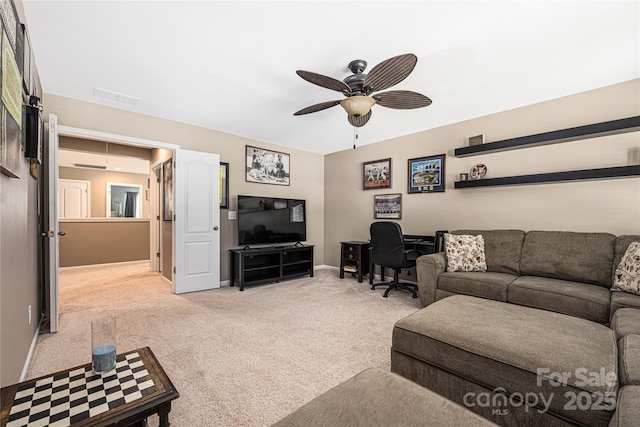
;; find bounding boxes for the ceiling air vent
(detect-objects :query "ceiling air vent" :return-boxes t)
[74,163,107,169]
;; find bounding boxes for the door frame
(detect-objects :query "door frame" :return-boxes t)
[56,125,178,281]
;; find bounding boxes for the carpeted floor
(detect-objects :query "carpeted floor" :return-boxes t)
[27,262,422,426]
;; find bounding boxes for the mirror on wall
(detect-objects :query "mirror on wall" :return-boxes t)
[106,183,143,218]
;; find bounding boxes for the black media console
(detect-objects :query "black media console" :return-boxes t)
[229,244,314,291]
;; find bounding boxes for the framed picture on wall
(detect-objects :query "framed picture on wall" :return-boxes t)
[408,154,446,193]
[163,158,173,221]
[363,158,391,190]
[245,145,290,185]
[219,162,229,209]
[374,193,402,219]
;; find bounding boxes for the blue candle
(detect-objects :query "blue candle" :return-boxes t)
[92,345,116,373]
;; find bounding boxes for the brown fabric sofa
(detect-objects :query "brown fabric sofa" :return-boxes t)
[272,367,498,427]
[415,230,640,323]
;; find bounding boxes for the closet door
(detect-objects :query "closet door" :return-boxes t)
[58,179,89,218]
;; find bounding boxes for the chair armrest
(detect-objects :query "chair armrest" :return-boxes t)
[416,252,447,307]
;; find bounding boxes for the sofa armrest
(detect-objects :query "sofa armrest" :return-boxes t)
[416,252,446,307]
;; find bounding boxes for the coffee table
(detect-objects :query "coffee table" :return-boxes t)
[1,347,179,426]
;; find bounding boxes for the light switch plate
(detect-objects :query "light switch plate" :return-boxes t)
[228,211,237,220]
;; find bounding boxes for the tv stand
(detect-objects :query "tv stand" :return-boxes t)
[229,244,314,291]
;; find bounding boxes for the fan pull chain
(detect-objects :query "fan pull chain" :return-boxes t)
[353,127,358,149]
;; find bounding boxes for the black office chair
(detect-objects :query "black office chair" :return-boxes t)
[369,221,419,298]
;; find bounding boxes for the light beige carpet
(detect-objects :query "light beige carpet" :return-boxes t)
[27,262,422,426]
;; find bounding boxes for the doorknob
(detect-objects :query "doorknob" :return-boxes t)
[58,231,66,236]
[213,226,219,231]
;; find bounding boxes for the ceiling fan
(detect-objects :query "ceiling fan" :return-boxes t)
[294,53,432,127]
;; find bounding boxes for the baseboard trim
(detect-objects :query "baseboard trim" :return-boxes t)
[315,265,337,271]
[60,260,150,271]
[20,324,41,382]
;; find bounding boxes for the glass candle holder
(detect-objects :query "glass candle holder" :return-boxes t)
[91,316,117,374]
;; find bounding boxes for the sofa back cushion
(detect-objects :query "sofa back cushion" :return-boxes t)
[451,230,525,275]
[520,231,616,287]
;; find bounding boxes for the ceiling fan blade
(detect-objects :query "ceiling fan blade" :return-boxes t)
[293,100,341,116]
[296,70,352,93]
[363,54,418,93]
[375,90,432,109]
[348,110,372,128]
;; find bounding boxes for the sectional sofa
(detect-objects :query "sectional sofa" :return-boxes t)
[389,230,640,426]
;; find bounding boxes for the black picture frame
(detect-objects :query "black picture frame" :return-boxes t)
[408,154,446,193]
[245,145,290,186]
[163,158,173,221]
[374,193,402,219]
[363,158,391,190]
[219,162,229,209]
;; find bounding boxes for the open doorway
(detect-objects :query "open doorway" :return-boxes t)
[57,137,155,269]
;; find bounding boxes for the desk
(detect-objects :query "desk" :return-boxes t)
[1,347,179,427]
[369,235,436,285]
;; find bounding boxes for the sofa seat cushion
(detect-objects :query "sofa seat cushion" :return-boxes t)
[437,271,517,302]
[392,295,618,426]
[611,291,640,317]
[618,335,640,386]
[508,276,611,323]
[520,231,616,287]
[271,367,498,427]
[611,308,640,340]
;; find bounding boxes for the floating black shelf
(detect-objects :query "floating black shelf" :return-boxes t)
[454,165,640,189]
[454,116,640,157]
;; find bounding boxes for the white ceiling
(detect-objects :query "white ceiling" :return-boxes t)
[22,1,639,155]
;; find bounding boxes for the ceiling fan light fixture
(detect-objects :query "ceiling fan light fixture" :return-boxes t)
[340,96,376,117]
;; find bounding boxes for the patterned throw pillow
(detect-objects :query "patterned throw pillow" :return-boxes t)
[444,233,487,272]
[612,242,640,296]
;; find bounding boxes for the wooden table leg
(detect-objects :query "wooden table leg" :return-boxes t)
[158,402,172,427]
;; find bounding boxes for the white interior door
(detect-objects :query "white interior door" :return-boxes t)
[58,179,89,218]
[173,149,220,294]
[45,113,60,332]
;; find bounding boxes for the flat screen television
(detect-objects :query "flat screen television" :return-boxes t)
[237,195,306,246]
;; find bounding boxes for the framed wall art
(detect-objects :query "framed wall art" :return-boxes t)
[0,16,22,178]
[219,162,229,208]
[363,158,391,190]
[408,154,446,193]
[374,193,402,219]
[163,158,173,221]
[246,145,290,186]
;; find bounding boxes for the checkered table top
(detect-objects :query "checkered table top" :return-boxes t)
[6,352,156,427]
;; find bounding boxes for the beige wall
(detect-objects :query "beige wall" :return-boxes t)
[59,220,150,267]
[324,79,640,269]
[42,94,326,282]
[0,0,42,387]
[59,167,150,218]
[0,159,40,387]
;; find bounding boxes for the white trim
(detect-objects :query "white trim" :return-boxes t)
[57,126,179,151]
[219,280,230,287]
[161,276,172,286]
[60,260,150,271]
[19,325,41,382]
